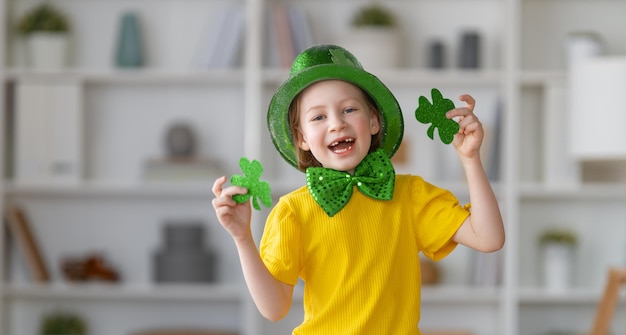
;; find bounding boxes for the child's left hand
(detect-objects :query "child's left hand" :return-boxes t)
[447,94,483,159]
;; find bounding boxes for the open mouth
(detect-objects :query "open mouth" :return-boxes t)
[328,138,354,153]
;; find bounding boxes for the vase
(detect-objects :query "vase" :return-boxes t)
[337,27,402,69]
[25,32,69,70]
[458,30,481,69]
[565,31,603,67]
[542,243,574,292]
[428,40,446,69]
[115,12,144,68]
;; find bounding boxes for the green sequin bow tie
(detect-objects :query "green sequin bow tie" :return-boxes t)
[306,149,395,217]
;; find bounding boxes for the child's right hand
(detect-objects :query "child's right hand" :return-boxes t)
[212,176,253,242]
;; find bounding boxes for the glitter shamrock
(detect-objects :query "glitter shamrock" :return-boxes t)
[415,88,460,144]
[230,157,272,210]
[329,48,358,67]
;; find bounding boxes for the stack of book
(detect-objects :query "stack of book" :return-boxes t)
[143,158,224,182]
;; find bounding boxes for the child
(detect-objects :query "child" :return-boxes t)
[212,44,504,334]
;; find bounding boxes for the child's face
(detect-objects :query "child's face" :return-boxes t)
[296,80,380,174]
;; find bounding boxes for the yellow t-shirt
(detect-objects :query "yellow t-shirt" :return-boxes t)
[260,174,470,335]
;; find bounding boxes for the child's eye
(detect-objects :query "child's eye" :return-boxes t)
[344,107,356,114]
[311,115,325,121]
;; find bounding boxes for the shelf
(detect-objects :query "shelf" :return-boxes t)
[288,285,502,305]
[263,68,505,87]
[5,68,245,85]
[421,286,501,304]
[3,180,216,198]
[518,287,626,305]
[519,183,625,200]
[519,70,566,87]
[2,282,242,302]
[3,178,483,202]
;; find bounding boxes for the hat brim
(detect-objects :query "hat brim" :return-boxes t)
[267,64,404,170]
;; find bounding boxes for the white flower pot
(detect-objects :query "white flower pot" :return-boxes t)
[542,243,574,292]
[337,27,402,69]
[25,32,69,70]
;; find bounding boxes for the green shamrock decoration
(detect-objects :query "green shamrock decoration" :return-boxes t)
[415,88,459,144]
[330,48,357,67]
[230,157,272,210]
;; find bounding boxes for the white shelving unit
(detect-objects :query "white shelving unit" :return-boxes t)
[1,0,625,335]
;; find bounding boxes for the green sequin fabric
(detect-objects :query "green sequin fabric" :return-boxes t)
[306,149,395,217]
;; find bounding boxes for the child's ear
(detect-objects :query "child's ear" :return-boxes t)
[297,132,310,151]
[370,113,381,135]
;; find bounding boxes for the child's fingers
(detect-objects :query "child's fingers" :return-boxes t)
[212,176,248,198]
[222,186,249,198]
[460,119,482,135]
[446,106,472,119]
[457,113,479,128]
[446,94,476,119]
[459,94,476,111]
[212,176,227,197]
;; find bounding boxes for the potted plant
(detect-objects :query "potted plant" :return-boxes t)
[40,311,87,335]
[337,4,402,69]
[16,3,71,69]
[539,228,578,292]
[352,4,396,27]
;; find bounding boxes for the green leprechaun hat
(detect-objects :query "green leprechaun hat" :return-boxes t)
[267,44,404,170]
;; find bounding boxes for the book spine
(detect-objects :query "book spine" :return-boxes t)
[272,3,295,68]
[15,80,82,183]
[5,206,50,282]
[15,81,47,182]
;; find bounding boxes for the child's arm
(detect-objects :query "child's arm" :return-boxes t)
[212,176,294,321]
[447,95,505,252]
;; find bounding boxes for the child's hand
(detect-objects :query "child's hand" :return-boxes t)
[212,176,253,242]
[447,94,483,159]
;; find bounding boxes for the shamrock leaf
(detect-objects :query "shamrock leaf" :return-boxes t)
[330,48,357,67]
[230,157,272,210]
[414,88,459,144]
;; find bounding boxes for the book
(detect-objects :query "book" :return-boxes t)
[196,5,246,68]
[14,81,82,183]
[5,205,50,282]
[272,3,296,68]
[264,6,280,68]
[143,157,224,182]
[469,249,502,287]
[486,98,502,181]
[265,4,314,68]
[214,6,246,68]
[287,5,315,55]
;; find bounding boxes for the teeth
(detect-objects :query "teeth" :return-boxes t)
[329,138,354,147]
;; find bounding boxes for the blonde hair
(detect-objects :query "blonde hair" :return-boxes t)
[288,84,383,172]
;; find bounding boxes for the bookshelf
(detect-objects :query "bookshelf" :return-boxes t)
[1,0,625,335]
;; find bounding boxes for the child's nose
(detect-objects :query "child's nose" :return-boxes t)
[328,114,347,131]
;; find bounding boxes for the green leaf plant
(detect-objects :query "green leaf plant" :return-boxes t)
[16,3,70,35]
[415,88,459,144]
[230,157,272,210]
